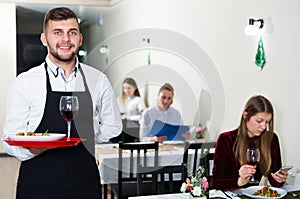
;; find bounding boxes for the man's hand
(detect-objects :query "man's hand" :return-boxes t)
[26,147,56,155]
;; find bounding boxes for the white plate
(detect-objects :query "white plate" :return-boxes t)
[242,186,287,199]
[8,133,66,141]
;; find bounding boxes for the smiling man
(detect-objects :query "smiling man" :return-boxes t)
[3,7,122,199]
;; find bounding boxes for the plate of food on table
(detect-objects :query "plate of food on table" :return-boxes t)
[242,185,287,199]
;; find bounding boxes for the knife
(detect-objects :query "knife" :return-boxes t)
[221,190,233,199]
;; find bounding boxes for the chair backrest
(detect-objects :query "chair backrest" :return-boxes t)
[137,164,184,196]
[118,141,159,197]
[122,119,140,142]
[110,119,140,143]
[182,141,216,184]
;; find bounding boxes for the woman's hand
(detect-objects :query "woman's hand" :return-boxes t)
[238,164,257,186]
[181,131,192,140]
[150,136,167,143]
[271,170,288,183]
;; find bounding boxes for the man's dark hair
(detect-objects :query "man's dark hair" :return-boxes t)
[43,7,79,32]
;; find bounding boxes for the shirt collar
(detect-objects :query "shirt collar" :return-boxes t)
[45,56,79,78]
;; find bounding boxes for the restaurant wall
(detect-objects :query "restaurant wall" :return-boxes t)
[0,3,16,153]
[95,0,300,168]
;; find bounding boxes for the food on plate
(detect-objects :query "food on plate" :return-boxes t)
[27,132,34,136]
[15,130,50,136]
[42,130,49,136]
[16,132,25,136]
[253,186,281,198]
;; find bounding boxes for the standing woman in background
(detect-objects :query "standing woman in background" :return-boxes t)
[117,77,146,122]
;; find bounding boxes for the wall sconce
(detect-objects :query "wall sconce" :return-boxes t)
[99,45,109,64]
[244,18,264,36]
[99,45,108,54]
[78,49,87,57]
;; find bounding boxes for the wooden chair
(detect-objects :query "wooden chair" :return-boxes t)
[110,141,158,199]
[136,164,184,196]
[182,141,216,184]
[110,119,140,143]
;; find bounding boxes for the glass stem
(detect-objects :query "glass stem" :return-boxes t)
[67,121,71,140]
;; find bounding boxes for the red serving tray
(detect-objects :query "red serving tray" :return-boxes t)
[2,137,86,148]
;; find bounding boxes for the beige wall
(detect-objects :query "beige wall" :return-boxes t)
[0,3,16,152]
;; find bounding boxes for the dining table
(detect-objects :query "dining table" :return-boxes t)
[128,185,300,199]
[95,142,185,184]
[96,143,300,199]
[95,141,187,199]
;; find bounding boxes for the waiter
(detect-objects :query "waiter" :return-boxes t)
[3,7,122,199]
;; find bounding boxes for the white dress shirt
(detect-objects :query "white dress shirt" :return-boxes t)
[139,105,181,141]
[117,96,146,122]
[3,57,122,161]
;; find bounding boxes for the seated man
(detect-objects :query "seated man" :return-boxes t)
[140,83,188,142]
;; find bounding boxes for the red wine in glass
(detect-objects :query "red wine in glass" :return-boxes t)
[59,96,79,140]
[248,159,258,166]
[60,110,79,122]
[246,148,260,184]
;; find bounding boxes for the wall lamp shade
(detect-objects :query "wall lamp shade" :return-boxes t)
[99,45,108,54]
[244,18,264,36]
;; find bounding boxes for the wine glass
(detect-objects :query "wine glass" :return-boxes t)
[246,148,260,184]
[59,96,79,140]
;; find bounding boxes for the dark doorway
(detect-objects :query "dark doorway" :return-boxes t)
[17,34,47,75]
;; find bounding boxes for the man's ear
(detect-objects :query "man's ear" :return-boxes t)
[40,33,47,47]
[242,111,248,119]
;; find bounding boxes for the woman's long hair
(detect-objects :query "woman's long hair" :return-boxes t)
[233,95,274,176]
[121,78,141,103]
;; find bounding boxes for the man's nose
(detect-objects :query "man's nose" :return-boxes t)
[62,33,70,41]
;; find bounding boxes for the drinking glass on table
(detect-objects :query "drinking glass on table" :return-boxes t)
[246,148,260,184]
[59,96,79,140]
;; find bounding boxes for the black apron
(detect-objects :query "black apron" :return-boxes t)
[16,63,101,199]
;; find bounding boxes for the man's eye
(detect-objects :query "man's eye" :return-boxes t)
[69,31,77,35]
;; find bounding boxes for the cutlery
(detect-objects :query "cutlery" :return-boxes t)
[289,192,299,197]
[221,190,233,199]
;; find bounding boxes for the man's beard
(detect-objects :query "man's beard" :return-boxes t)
[50,50,77,63]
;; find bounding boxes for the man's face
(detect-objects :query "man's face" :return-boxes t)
[40,18,82,64]
[157,89,173,111]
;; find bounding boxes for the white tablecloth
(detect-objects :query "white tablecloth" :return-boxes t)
[128,193,188,199]
[96,143,184,184]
